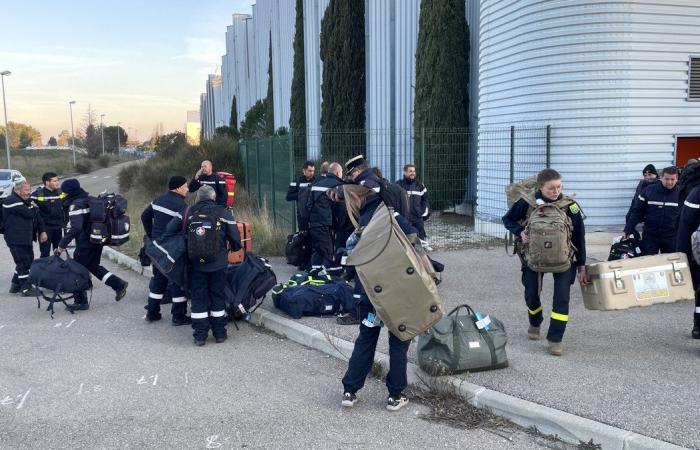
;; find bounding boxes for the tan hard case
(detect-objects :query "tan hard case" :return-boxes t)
[581,252,694,311]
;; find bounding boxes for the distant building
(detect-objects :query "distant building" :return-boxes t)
[186,111,201,145]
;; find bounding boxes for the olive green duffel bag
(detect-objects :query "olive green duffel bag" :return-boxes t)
[417,304,509,375]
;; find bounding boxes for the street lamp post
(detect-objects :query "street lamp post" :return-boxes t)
[1,70,11,170]
[69,100,76,166]
[100,114,106,156]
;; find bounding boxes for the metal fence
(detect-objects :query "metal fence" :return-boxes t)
[240,126,550,249]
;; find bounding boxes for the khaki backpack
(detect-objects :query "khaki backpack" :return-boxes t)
[522,194,577,273]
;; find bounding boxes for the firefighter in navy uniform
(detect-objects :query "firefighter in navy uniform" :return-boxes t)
[624,166,679,255]
[502,169,586,357]
[31,172,65,257]
[188,160,227,207]
[675,185,700,339]
[141,176,191,325]
[56,179,128,311]
[3,179,47,296]
[340,155,418,413]
[286,161,317,231]
[307,162,344,274]
[167,185,241,346]
[395,164,430,239]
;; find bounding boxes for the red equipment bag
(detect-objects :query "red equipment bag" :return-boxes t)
[216,171,237,207]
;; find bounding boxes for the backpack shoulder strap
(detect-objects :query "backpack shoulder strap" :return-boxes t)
[180,206,190,234]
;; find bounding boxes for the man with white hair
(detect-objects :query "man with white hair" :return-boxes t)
[167,184,241,346]
[2,179,47,296]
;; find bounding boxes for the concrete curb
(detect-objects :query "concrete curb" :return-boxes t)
[103,248,688,450]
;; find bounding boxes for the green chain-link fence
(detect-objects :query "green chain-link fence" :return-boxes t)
[240,126,550,249]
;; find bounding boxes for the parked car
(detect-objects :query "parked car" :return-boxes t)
[0,169,25,199]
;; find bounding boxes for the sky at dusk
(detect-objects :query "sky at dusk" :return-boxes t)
[1,0,256,143]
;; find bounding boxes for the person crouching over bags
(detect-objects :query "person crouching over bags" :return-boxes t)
[502,169,586,356]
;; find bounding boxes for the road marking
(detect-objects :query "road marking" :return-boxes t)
[65,319,76,328]
[92,176,99,179]
[0,325,5,330]
[104,175,112,178]
[16,388,31,410]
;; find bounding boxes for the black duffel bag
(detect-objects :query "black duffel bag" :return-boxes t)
[28,253,93,318]
[285,230,312,267]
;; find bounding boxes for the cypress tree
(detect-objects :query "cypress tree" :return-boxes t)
[320,0,365,157]
[265,31,275,136]
[230,95,238,131]
[289,0,306,132]
[414,0,470,209]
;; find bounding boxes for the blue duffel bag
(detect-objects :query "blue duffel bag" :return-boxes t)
[272,282,355,319]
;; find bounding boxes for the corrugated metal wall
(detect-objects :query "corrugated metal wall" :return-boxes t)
[366,0,419,181]
[303,0,330,159]
[251,1,271,103]
[271,0,296,130]
[478,0,700,230]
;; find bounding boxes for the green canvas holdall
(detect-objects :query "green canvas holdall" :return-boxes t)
[417,304,508,375]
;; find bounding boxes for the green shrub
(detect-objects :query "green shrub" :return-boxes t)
[118,163,141,192]
[75,160,92,174]
[98,154,111,168]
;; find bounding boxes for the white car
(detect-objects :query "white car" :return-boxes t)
[0,169,24,199]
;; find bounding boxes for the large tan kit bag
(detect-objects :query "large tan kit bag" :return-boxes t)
[345,191,444,341]
[581,252,694,310]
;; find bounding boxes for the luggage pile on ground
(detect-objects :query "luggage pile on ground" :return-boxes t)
[28,253,93,318]
[272,269,355,319]
[225,252,277,320]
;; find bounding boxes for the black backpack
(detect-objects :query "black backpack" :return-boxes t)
[285,230,312,267]
[89,193,130,246]
[28,253,93,318]
[186,209,223,264]
[378,178,410,218]
[225,252,277,320]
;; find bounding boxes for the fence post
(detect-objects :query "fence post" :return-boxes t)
[269,137,276,226]
[509,126,515,185]
[420,127,426,183]
[546,125,551,168]
[256,139,262,209]
[289,130,296,232]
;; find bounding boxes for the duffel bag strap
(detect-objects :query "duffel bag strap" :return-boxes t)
[447,304,476,317]
[480,328,498,367]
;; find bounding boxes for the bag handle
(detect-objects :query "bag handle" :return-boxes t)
[447,304,476,317]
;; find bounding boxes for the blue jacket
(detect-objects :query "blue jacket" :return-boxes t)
[166,199,241,273]
[502,191,586,267]
[59,190,93,249]
[395,177,429,223]
[188,173,227,207]
[2,191,45,246]
[30,186,65,229]
[141,191,187,240]
[676,185,700,256]
[625,182,679,240]
[307,174,344,227]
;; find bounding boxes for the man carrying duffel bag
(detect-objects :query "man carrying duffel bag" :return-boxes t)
[337,156,441,412]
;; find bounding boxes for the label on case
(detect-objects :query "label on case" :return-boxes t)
[632,271,669,301]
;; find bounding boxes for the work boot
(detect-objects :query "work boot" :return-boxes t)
[172,316,192,327]
[9,283,20,294]
[527,326,541,340]
[145,311,162,322]
[20,286,41,297]
[214,333,227,344]
[337,314,360,326]
[194,339,206,347]
[67,302,89,312]
[115,282,128,302]
[548,341,564,356]
[692,325,700,340]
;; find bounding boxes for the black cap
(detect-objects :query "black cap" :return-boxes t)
[345,155,365,172]
[643,164,657,176]
[168,175,187,190]
[61,178,81,195]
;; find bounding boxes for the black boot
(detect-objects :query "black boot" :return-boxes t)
[114,281,128,302]
[9,283,20,294]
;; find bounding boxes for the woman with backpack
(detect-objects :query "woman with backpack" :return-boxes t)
[502,169,587,356]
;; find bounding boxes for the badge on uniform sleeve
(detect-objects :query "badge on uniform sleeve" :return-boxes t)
[569,203,580,214]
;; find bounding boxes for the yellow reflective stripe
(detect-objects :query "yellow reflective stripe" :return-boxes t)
[37,196,45,201]
[528,306,542,315]
[59,192,66,199]
[551,312,569,322]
